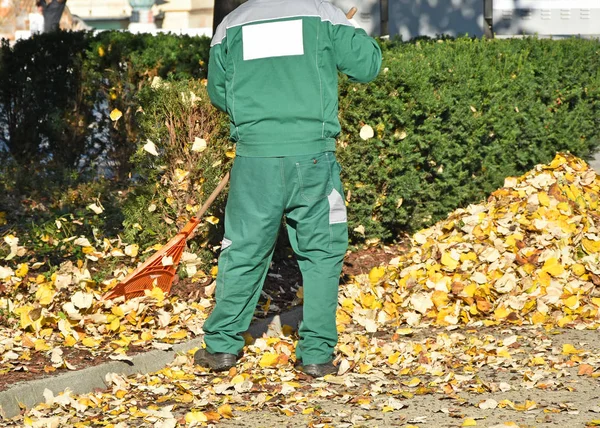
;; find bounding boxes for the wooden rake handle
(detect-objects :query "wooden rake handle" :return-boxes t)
[189,171,230,238]
[346,7,358,19]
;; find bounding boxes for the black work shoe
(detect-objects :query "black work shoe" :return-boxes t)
[295,360,338,378]
[193,348,237,372]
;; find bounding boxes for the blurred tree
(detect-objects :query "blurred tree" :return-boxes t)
[0,0,35,34]
[212,0,246,35]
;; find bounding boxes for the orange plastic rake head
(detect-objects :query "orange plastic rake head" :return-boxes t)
[103,172,230,300]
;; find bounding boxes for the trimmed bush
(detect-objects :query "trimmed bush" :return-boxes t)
[337,37,600,242]
[0,31,211,183]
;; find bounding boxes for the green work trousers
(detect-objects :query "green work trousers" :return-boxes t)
[202,151,348,365]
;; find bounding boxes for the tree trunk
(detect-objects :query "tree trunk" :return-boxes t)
[213,0,246,35]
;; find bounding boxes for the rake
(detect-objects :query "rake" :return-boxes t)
[103,172,230,300]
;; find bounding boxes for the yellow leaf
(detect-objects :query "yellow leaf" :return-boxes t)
[98,46,105,57]
[542,257,564,277]
[231,374,245,384]
[431,290,449,309]
[531,312,546,325]
[109,108,122,122]
[185,411,208,423]
[498,399,515,409]
[35,284,55,306]
[82,246,95,254]
[82,337,101,348]
[210,266,218,277]
[168,330,188,340]
[206,216,220,225]
[497,348,511,358]
[463,283,477,298]
[531,356,546,365]
[112,306,125,317]
[572,263,586,276]
[173,168,190,183]
[582,238,600,254]
[388,352,400,365]
[64,335,77,347]
[109,317,121,332]
[538,191,550,206]
[146,286,165,302]
[564,295,579,310]
[34,339,51,351]
[15,263,29,278]
[494,306,510,320]
[360,293,376,309]
[124,244,139,257]
[259,352,279,368]
[217,404,234,418]
[441,252,459,270]
[225,150,236,158]
[562,343,584,355]
[461,252,478,262]
[557,315,574,328]
[403,377,421,387]
[342,298,355,311]
[368,266,386,284]
[15,305,34,330]
[359,363,372,374]
[462,419,477,426]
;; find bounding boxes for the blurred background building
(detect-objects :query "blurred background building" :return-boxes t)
[67,0,213,32]
[0,0,213,40]
[1,1,599,42]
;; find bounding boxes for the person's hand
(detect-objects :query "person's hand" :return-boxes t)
[345,7,361,29]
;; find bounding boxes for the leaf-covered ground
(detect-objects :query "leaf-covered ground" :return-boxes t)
[2,152,600,427]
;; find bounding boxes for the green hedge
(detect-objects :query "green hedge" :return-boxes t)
[0,31,211,182]
[337,36,600,242]
[1,33,599,252]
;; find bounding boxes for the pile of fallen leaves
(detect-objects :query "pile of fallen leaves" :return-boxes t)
[338,152,600,332]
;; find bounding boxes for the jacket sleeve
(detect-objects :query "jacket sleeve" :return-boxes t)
[328,9,382,83]
[207,39,227,112]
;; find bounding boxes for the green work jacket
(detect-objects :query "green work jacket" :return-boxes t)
[208,0,382,157]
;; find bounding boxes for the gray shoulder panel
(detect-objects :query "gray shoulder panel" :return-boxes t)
[317,0,354,26]
[211,0,352,46]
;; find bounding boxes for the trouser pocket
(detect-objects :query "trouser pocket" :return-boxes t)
[295,152,334,202]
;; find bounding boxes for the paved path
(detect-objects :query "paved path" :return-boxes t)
[588,151,600,173]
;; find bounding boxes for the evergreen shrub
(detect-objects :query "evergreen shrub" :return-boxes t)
[337,37,600,242]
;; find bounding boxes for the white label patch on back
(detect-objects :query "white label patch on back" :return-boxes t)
[242,19,304,61]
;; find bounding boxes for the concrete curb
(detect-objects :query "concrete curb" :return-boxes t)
[0,306,303,420]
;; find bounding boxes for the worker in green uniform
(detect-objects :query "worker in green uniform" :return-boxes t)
[194,0,382,378]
